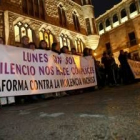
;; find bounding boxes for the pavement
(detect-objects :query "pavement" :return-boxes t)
[0,83,140,140]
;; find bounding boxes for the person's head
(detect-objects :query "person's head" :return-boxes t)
[0,37,5,45]
[39,40,49,50]
[21,36,29,47]
[52,42,60,52]
[89,49,93,56]
[124,51,128,56]
[61,46,69,54]
[109,53,113,57]
[103,51,107,57]
[96,61,100,66]
[71,48,77,55]
[120,50,124,55]
[29,42,36,50]
[83,47,89,56]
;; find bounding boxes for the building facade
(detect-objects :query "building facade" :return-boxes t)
[95,0,140,63]
[0,0,99,54]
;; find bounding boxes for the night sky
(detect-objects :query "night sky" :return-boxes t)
[92,0,121,18]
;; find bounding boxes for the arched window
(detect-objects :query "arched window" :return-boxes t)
[113,14,119,27]
[72,11,80,32]
[121,9,127,18]
[14,22,33,42]
[39,29,54,49]
[58,4,67,27]
[130,3,137,13]
[121,9,128,23]
[87,0,92,5]
[59,34,71,50]
[82,0,86,5]
[82,0,92,5]
[129,2,138,18]
[22,0,45,20]
[22,0,28,14]
[28,0,33,16]
[75,38,84,53]
[40,0,45,19]
[113,14,118,23]
[98,22,104,35]
[34,0,39,18]
[106,19,110,27]
[99,23,103,31]
[106,18,111,31]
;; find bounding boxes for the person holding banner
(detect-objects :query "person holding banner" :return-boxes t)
[39,40,50,50]
[38,40,50,99]
[0,37,15,106]
[52,42,61,54]
[71,48,78,55]
[29,42,37,50]
[21,36,30,48]
[60,46,69,54]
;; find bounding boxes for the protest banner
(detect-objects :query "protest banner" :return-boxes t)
[0,45,97,97]
[128,59,140,79]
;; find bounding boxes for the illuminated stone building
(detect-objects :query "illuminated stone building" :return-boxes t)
[0,0,99,54]
[95,0,140,63]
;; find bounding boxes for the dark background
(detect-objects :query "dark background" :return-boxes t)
[92,0,121,17]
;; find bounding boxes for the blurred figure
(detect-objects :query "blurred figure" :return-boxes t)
[21,36,29,48]
[89,48,93,56]
[60,46,69,54]
[95,60,106,88]
[101,52,116,86]
[39,40,50,50]
[83,47,89,57]
[52,42,60,54]
[29,42,37,50]
[118,50,134,84]
[71,48,77,55]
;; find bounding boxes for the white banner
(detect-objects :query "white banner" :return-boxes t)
[128,59,140,79]
[0,45,97,97]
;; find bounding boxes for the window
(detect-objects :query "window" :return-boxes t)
[121,9,127,18]
[85,18,92,35]
[105,42,112,55]
[106,19,110,27]
[92,18,97,34]
[58,4,67,27]
[59,34,71,50]
[130,3,137,13]
[39,29,54,49]
[28,0,33,16]
[82,0,92,5]
[34,0,39,18]
[128,32,137,46]
[99,23,103,31]
[129,2,138,18]
[98,22,104,35]
[112,14,119,27]
[75,38,84,53]
[82,0,86,5]
[14,22,33,42]
[72,11,80,32]
[113,14,118,23]
[22,0,28,14]
[22,0,45,20]
[87,0,92,5]
[105,19,111,31]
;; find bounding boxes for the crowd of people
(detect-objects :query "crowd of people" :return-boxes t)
[96,50,137,88]
[0,35,139,106]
